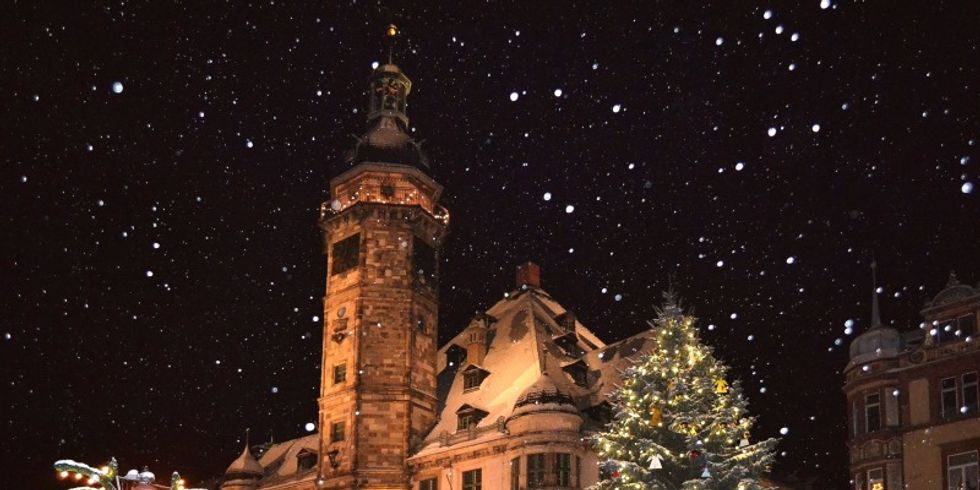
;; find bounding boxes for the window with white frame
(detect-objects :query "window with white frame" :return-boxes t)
[947,451,978,490]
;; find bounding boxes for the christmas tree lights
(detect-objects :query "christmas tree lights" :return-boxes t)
[592,292,778,489]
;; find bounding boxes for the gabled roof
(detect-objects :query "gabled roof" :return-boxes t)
[417,287,656,454]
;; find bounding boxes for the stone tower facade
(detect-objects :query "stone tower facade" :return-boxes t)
[316,61,449,489]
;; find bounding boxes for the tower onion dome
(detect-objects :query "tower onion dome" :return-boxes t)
[346,62,429,168]
[848,261,902,368]
[224,443,263,479]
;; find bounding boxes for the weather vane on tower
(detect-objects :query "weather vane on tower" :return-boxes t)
[385,23,398,64]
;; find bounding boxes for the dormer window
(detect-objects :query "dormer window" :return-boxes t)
[554,334,585,358]
[456,404,488,431]
[296,450,317,471]
[555,311,576,333]
[562,360,589,387]
[462,365,490,392]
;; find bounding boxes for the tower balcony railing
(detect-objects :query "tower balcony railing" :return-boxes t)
[320,199,449,225]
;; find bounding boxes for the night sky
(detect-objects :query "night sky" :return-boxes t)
[4,2,980,488]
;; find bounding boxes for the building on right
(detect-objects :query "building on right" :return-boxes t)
[844,269,980,490]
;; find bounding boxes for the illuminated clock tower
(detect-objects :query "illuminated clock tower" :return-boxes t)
[315,33,449,490]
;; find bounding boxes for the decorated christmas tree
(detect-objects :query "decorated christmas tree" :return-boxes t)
[592,293,778,489]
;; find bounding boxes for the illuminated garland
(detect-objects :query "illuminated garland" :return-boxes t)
[54,457,195,490]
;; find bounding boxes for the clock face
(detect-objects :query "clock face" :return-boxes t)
[337,306,347,318]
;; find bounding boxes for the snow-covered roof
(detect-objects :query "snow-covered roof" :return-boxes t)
[417,286,656,454]
[250,433,318,488]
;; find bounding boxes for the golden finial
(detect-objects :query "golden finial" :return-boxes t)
[386,24,398,38]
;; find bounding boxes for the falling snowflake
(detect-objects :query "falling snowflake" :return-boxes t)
[767,127,777,137]
[509,92,519,102]
[112,81,124,94]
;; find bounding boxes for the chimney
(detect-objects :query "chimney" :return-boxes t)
[516,262,541,289]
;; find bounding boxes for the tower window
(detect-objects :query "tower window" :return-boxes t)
[942,377,959,419]
[419,478,437,490]
[510,457,520,490]
[412,236,437,287]
[555,453,572,487]
[333,363,347,385]
[865,393,881,432]
[527,454,545,488]
[462,469,482,490]
[331,234,360,275]
[330,421,345,443]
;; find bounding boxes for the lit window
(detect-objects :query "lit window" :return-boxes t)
[556,453,572,487]
[527,454,546,488]
[942,377,959,419]
[963,372,978,415]
[419,477,437,490]
[462,469,482,490]
[867,468,883,490]
[333,363,347,384]
[865,393,881,433]
[330,421,345,443]
[947,451,978,490]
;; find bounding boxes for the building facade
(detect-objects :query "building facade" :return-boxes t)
[217,58,658,490]
[845,270,980,490]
